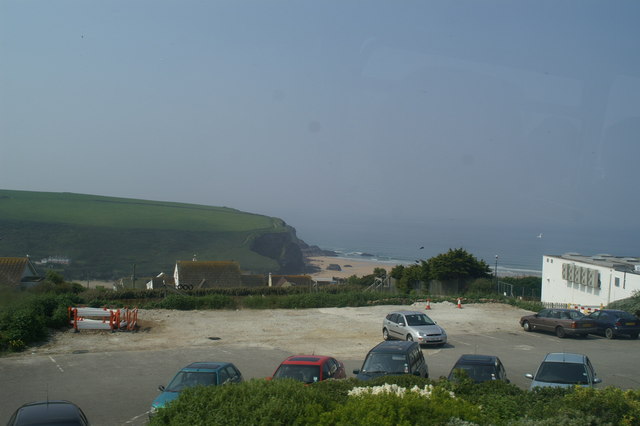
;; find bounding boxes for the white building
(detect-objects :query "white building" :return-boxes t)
[541,253,640,307]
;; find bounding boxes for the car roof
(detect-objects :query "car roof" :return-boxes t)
[542,352,587,364]
[369,340,417,353]
[389,310,425,315]
[281,355,331,365]
[181,362,231,372]
[11,401,86,425]
[454,354,499,365]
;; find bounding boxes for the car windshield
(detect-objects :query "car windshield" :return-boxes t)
[405,314,435,326]
[166,371,217,391]
[451,365,497,382]
[535,362,589,385]
[273,364,321,383]
[362,353,408,374]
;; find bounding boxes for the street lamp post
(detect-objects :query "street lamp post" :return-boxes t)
[494,255,499,293]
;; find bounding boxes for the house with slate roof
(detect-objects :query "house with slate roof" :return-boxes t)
[173,260,243,289]
[0,257,43,288]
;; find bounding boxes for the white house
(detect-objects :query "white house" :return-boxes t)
[541,253,640,307]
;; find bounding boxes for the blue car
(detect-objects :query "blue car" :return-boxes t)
[150,362,243,417]
[586,309,640,339]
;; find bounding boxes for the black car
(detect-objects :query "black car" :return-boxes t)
[7,400,90,426]
[585,309,640,339]
[448,354,509,383]
[353,340,428,381]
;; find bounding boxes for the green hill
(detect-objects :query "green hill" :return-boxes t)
[0,189,306,280]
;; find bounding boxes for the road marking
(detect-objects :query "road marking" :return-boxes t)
[124,412,149,424]
[474,334,502,341]
[48,356,64,373]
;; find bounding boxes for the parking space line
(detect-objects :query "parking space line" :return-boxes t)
[474,334,502,341]
[124,411,150,424]
[48,356,64,373]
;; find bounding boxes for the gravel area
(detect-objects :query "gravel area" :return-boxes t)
[25,302,534,359]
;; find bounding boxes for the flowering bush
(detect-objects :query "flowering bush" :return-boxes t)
[348,383,456,399]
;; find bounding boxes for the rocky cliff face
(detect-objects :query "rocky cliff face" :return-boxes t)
[250,226,336,274]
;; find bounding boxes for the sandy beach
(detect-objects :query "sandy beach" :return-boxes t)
[307,256,404,279]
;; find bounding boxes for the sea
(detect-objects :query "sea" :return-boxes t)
[298,221,639,278]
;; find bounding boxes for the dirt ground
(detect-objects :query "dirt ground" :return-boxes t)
[27,302,534,359]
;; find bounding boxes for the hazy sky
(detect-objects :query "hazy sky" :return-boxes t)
[2,1,639,242]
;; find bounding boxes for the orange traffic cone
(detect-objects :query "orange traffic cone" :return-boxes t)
[425,299,431,310]
[457,298,462,309]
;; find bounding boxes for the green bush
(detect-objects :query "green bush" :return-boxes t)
[151,379,339,425]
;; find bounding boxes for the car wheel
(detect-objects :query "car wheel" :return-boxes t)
[556,327,566,338]
[605,328,615,339]
[523,321,531,332]
[382,328,389,341]
[406,334,413,342]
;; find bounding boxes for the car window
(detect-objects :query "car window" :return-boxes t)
[218,368,230,384]
[363,353,408,374]
[569,310,585,319]
[405,314,435,326]
[225,366,238,381]
[536,362,589,384]
[538,310,550,318]
[167,371,217,391]
[274,365,320,383]
[589,311,601,319]
[618,312,636,320]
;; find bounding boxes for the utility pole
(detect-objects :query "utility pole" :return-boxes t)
[132,264,136,289]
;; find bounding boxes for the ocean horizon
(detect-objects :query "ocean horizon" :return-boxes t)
[299,221,639,278]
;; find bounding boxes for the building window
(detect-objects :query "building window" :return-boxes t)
[615,277,620,287]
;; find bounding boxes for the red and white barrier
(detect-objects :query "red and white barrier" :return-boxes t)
[68,307,138,332]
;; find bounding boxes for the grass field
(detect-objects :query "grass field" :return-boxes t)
[0,189,296,280]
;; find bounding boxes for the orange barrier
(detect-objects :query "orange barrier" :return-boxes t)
[68,307,138,332]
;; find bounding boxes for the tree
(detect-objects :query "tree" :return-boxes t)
[373,267,387,279]
[427,248,491,283]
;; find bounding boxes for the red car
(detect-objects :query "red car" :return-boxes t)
[270,355,346,384]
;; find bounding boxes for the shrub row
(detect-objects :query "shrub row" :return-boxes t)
[150,377,640,426]
[0,293,82,352]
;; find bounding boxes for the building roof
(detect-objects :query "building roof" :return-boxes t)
[0,257,41,286]
[547,253,640,274]
[175,261,242,288]
[270,275,314,287]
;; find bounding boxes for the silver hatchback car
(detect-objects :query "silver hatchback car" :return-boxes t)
[383,310,447,346]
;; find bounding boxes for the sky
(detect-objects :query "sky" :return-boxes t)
[2,0,640,249]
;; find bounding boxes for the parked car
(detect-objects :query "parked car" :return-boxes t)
[7,400,90,426]
[519,308,596,338]
[270,355,346,383]
[353,340,428,381]
[150,362,243,417]
[382,310,447,346]
[585,309,640,339]
[447,354,509,383]
[525,352,602,389]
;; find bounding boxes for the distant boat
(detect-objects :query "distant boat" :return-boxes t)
[537,233,543,239]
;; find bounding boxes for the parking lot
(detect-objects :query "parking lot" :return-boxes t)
[2,304,640,425]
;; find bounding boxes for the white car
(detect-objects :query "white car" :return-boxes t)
[382,310,447,346]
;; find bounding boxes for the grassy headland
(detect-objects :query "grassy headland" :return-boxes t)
[0,189,301,279]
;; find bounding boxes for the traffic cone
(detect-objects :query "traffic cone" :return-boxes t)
[457,298,462,309]
[425,299,431,310]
